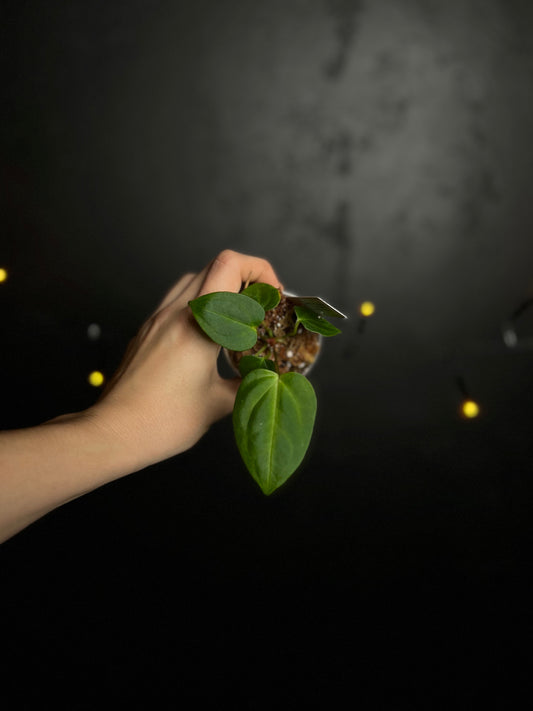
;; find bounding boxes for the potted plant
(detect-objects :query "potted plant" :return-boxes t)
[189,283,344,494]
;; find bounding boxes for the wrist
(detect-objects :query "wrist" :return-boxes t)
[75,404,150,479]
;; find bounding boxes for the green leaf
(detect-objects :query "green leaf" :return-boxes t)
[294,305,342,337]
[233,369,317,495]
[241,283,281,311]
[238,355,277,377]
[189,292,264,350]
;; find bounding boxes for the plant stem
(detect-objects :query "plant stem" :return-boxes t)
[290,318,301,337]
[272,344,280,374]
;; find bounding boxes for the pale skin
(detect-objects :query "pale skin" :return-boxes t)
[0,250,282,544]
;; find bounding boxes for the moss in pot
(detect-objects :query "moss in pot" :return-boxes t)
[189,283,343,494]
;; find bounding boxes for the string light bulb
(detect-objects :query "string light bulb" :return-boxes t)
[88,370,105,387]
[0,268,8,283]
[461,399,480,419]
[359,301,375,317]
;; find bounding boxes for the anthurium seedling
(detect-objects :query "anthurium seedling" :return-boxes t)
[189,283,344,494]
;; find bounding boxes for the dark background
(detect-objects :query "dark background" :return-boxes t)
[1,0,532,707]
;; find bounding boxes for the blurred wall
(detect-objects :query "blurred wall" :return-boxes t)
[2,1,533,706]
[3,0,533,418]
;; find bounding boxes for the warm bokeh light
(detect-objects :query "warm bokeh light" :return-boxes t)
[359,301,375,317]
[88,370,105,387]
[0,268,8,283]
[461,400,480,419]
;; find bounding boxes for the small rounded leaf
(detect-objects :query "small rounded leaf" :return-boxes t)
[241,283,281,311]
[295,306,341,337]
[189,292,264,350]
[238,355,278,377]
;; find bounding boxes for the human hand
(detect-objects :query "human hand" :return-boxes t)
[0,250,283,542]
[85,250,282,471]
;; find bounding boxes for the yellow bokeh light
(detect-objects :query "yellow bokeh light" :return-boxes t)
[0,268,8,283]
[461,400,480,419]
[88,370,105,387]
[360,301,376,317]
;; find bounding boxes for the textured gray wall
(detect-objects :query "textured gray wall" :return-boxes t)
[4,0,533,422]
[2,1,533,706]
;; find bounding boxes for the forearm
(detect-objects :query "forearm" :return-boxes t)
[0,410,141,543]
[0,251,280,544]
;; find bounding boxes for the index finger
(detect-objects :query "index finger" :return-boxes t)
[198,249,282,297]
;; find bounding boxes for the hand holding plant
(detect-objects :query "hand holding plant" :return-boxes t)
[0,250,285,543]
[189,281,343,494]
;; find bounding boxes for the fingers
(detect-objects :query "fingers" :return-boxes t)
[155,250,282,318]
[197,249,282,297]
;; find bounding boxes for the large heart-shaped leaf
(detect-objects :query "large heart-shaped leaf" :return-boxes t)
[189,292,265,350]
[233,369,317,495]
[241,283,281,311]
